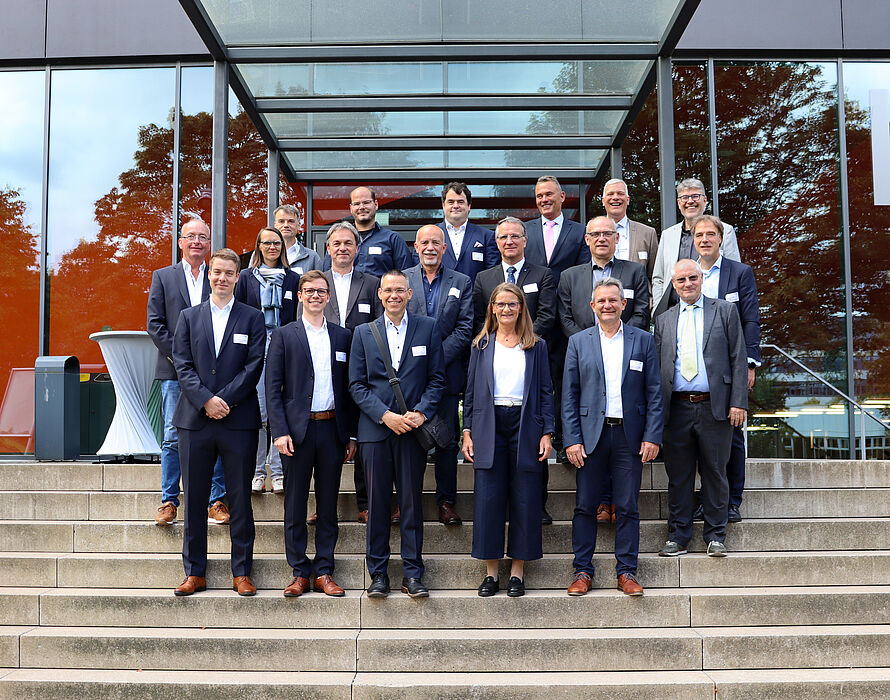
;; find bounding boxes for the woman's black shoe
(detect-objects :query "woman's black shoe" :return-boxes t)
[477,576,499,597]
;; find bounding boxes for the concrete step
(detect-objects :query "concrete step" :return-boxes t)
[3,517,889,555]
[705,668,890,699]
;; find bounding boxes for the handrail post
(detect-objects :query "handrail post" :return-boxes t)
[860,411,867,460]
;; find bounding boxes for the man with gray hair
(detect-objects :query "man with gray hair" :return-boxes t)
[652,178,741,316]
[600,178,658,283]
[240,205,323,274]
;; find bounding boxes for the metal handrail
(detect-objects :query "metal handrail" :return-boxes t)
[761,343,889,459]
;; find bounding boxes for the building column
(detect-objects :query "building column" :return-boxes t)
[211,60,228,250]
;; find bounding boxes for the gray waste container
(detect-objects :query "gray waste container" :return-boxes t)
[35,356,81,460]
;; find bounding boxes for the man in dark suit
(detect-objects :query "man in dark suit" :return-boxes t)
[435,182,499,284]
[349,270,446,598]
[266,270,357,598]
[473,217,557,338]
[601,179,658,284]
[523,175,589,285]
[562,277,663,596]
[321,220,382,522]
[693,215,761,523]
[654,259,748,558]
[171,248,266,596]
[405,224,473,526]
[146,218,227,527]
[558,216,650,335]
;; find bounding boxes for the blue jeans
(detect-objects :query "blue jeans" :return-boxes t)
[160,379,225,506]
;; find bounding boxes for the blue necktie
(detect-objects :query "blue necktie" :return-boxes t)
[506,266,516,285]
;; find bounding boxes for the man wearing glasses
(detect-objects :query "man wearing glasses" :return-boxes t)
[147,218,228,528]
[652,178,741,317]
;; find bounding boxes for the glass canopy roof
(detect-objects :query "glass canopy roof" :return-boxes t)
[183,0,699,180]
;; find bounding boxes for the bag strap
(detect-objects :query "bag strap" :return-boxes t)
[368,321,410,414]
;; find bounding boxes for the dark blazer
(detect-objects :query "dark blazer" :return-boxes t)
[322,269,382,331]
[405,264,473,394]
[654,295,748,424]
[323,223,414,278]
[562,325,663,454]
[234,267,301,326]
[147,264,210,380]
[435,221,500,284]
[717,258,762,364]
[472,262,557,338]
[463,337,554,473]
[524,217,590,285]
[558,258,650,336]
[265,320,356,446]
[172,300,266,431]
[348,314,446,443]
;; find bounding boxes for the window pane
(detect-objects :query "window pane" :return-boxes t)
[286,149,604,171]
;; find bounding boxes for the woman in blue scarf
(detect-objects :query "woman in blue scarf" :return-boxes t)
[236,226,301,493]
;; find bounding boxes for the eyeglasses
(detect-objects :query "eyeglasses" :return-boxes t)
[496,234,525,242]
[585,231,615,239]
[493,301,520,310]
[350,199,374,207]
[181,234,210,242]
[677,193,704,202]
[301,288,329,297]
[381,288,408,295]
[260,241,282,247]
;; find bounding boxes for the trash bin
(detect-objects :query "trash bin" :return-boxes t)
[35,356,80,460]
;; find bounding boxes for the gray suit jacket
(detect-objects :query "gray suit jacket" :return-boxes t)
[557,258,650,335]
[625,219,658,282]
[322,269,382,331]
[653,295,747,423]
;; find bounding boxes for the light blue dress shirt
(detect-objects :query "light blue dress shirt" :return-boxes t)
[673,295,709,392]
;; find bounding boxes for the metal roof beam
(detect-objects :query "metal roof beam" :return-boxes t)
[258,95,632,113]
[279,136,612,151]
[284,168,602,182]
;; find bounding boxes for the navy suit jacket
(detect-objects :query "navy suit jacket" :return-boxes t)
[524,217,590,285]
[463,338,554,473]
[234,267,301,326]
[717,258,762,364]
[434,221,500,284]
[147,264,210,380]
[558,258,651,336]
[265,319,356,446]
[561,324,664,454]
[172,299,265,431]
[323,223,414,278]
[472,262,557,338]
[321,269,382,331]
[348,314,446,443]
[405,264,473,394]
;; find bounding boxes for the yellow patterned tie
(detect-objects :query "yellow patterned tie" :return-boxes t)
[680,304,698,381]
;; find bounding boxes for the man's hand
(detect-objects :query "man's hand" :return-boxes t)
[747,367,756,390]
[274,435,294,457]
[461,431,474,462]
[640,441,659,463]
[382,410,415,435]
[538,433,552,462]
[344,439,357,463]
[203,396,230,420]
[728,406,747,427]
[405,411,426,429]
[566,443,587,469]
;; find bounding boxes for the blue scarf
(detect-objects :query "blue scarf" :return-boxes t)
[255,265,285,329]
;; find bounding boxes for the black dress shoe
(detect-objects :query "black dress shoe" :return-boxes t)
[506,576,525,597]
[727,504,742,523]
[367,572,390,598]
[693,504,704,520]
[541,508,553,525]
[477,576,499,597]
[401,577,429,598]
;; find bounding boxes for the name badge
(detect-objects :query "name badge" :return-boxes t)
[726,292,740,303]
[629,360,643,372]
[284,291,293,300]
[624,288,635,299]
[522,283,538,293]
[448,286,461,298]
[368,246,383,255]
[335,351,347,362]
[294,266,304,274]
[472,252,484,261]
[638,251,648,260]
[233,333,248,345]
[411,345,427,357]
[358,303,371,314]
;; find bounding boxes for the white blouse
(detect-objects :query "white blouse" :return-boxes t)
[492,341,526,402]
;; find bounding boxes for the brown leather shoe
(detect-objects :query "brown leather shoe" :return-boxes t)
[155,501,177,526]
[233,575,256,596]
[390,506,401,526]
[438,502,462,526]
[174,575,206,596]
[596,504,611,523]
[307,512,318,525]
[313,574,345,597]
[283,576,310,597]
[357,510,369,524]
[567,571,592,596]
[617,573,644,596]
[610,504,617,523]
[207,501,230,525]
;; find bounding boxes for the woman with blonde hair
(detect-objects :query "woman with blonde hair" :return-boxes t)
[462,282,554,597]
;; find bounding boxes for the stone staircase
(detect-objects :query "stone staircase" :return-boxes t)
[1,458,889,698]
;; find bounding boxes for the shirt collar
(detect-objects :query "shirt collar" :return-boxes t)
[385,312,408,331]
[332,267,354,280]
[358,222,381,241]
[598,321,624,342]
[182,259,205,274]
[683,294,705,310]
[698,253,723,272]
[542,213,565,229]
[615,215,629,231]
[592,257,615,270]
[210,295,234,315]
[302,316,327,334]
[445,220,467,235]
[502,258,525,275]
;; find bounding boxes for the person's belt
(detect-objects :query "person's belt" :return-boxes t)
[672,392,710,403]
[604,416,623,425]
[493,399,522,407]
[310,410,336,420]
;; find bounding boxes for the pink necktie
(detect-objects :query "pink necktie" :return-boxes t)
[544,220,557,262]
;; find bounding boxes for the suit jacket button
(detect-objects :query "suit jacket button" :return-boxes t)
[601,411,606,415]
[211,369,216,374]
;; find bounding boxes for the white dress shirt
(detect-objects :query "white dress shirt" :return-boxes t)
[599,323,625,418]
[210,296,234,357]
[700,254,723,300]
[493,342,526,402]
[614,216,630,261]
[331,268,353,327]
[501,258,525,282]
[385,312,409,371]
[303,317,334,412]
[445,220,467,259]
[182,260,206,307]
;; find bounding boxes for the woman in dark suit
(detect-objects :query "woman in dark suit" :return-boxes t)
[462,282,554,597]
[235,227,301,494]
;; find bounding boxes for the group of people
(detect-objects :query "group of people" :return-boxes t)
[146,174,761,600]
